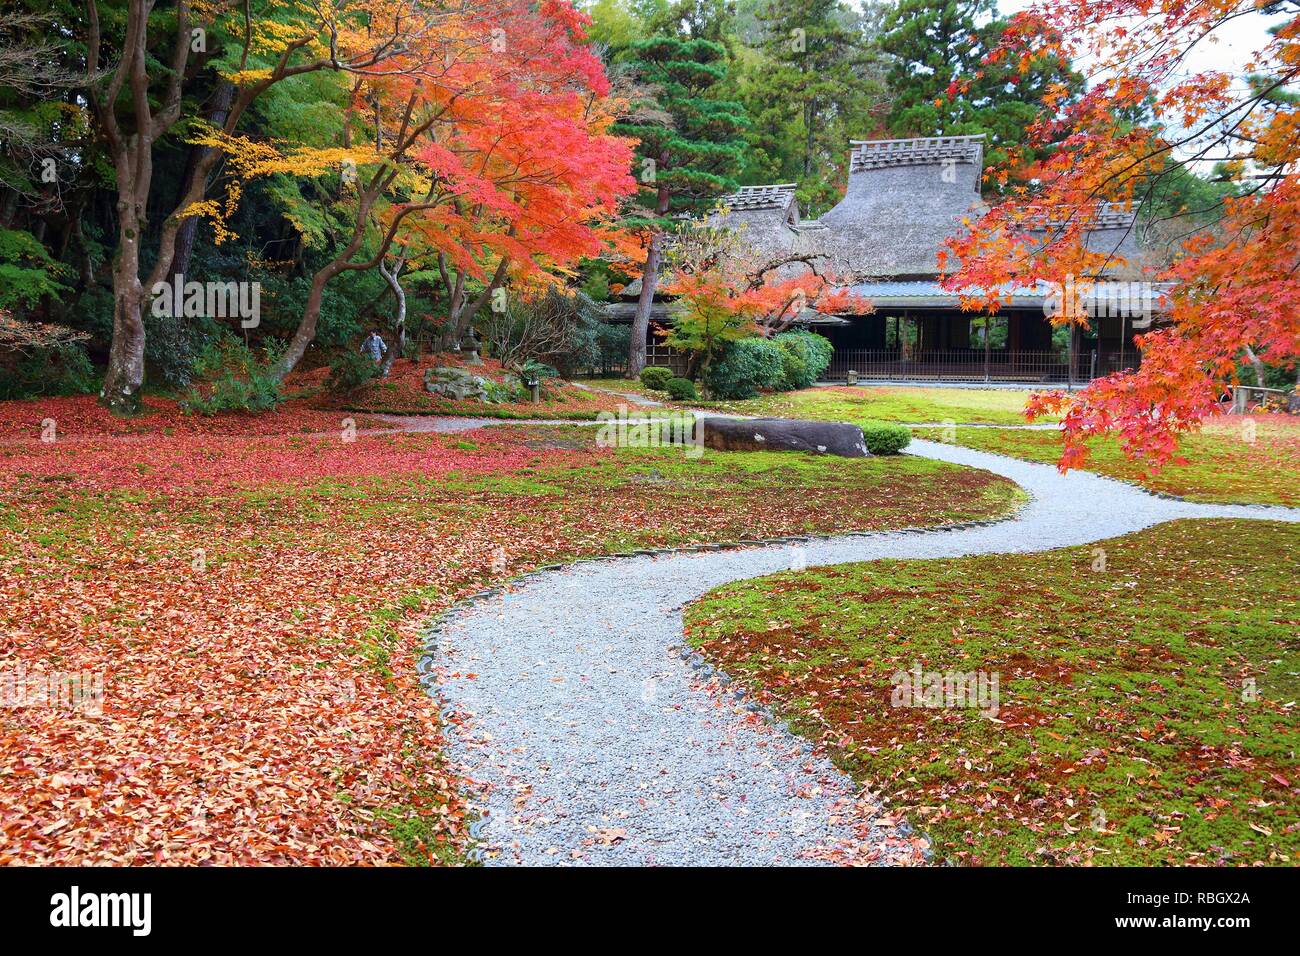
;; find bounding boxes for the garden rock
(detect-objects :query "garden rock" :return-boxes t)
[424,366,492,401]
[702,416,869,457]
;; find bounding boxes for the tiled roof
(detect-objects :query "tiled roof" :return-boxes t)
[846,280,1051,307]
[719,183,798,212]
[848,135,984,173]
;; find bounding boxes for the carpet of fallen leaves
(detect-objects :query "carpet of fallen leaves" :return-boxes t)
[0,394,1020,864]
[686,519,1300,866]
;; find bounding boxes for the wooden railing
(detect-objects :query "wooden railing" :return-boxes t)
[587,347,1139,384]
[827,350,1138,385]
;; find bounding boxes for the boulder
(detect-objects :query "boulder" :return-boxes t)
[1288,391,1300,415]
[425,366,491,401]
[701,416,869,458]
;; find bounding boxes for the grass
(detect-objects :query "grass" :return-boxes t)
[913,416,1299,506]
[584,379,1056,425]
[685,519,1300,866]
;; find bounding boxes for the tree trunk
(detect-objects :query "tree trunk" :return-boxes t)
[93,0,193,413]
[1244,345,1267,387]
[442,257,510,351]
[171,81,235,285]
[628,231,662,378]
[378,258,406,376]
[277,264,339,378]
[100,189,147,413]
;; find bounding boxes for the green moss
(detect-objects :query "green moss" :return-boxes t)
[685,519,1300,866]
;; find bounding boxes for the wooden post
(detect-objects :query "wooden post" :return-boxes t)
[1119,313,1127,372]
[983,315,991,383]
[1067,323,1078,392]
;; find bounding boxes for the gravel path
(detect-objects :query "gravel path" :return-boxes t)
[423,436,1297,867]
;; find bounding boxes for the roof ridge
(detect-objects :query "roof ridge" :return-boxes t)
[849,135,984,174]
[1032,200,1141,230]
[849,134,987,146]
[719,183,799,212]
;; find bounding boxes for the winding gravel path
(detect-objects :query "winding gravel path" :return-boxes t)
[423,436,1297,866]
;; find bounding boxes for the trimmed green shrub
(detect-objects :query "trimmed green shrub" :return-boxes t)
[773,331,833,390]
[706,337,785,399]
[640,366,673,390]
[665,376,698,401]
[862,422,912,455]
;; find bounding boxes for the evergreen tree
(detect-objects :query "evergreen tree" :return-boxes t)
[613,35,747,375]
[880,0,1082,173]
[742,0,886,213]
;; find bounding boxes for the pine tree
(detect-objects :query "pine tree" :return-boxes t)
[743,0,885,211]
[613,34,747,376]
[880,0,1081,173]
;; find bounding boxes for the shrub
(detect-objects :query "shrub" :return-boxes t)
[146,312,214,388]
[181,337,286,414]
[482,378,523,403]
[862,422,912,455]
[665,376,698,401]
[326,350,379,394]
[481,287,603,376]
[706,337,785,399]
[773,331,833,390]
[515,359,558,384]
[514,359,559,399]
[640,366,673,390]
[0,342,96,401]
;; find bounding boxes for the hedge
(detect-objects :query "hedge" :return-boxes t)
[862,422,912,455]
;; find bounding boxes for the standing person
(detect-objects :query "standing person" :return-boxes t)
[360,328,387,367]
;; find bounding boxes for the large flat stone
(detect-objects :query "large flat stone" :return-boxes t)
[701,416,869,457]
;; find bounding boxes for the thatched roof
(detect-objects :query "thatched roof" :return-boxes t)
[1030,201,1143,273]
[818,135,988,278]
[706,183,806,265]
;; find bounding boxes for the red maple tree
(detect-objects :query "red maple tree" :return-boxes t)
[946,1,1300,470]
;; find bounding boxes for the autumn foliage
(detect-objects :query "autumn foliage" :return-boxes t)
[946,0,1300,470]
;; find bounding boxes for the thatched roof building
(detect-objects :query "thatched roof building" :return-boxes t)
[819,135,989,277]
[609,133,1150,383]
